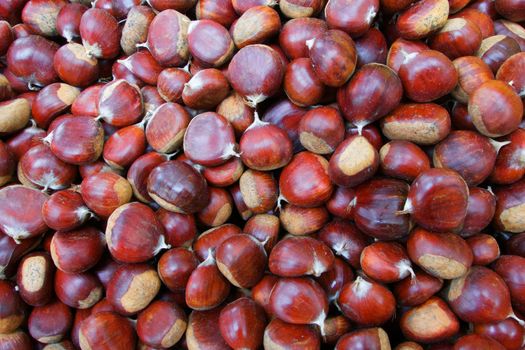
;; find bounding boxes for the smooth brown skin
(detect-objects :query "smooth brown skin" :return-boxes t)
[319,220,370,269]
[103,124,146,170]
[0,21,14,56]
[446,266,513,323]
[146,9,189,66]
[127,153,167,203]
[477,35,521,73]
[429,18,482,59]
[188,19,233,66]
[81,172,132,218]
[51,227,104,273]
[196,0,237,27]
[298,106,344,154]
[53,43,99,87]
[216,234,267,288]
[18,144,77,191]
[28,299,72,344]
[0,232,41,280]
[219,297,266,349]
[279,204,329,236]
[280,0,324,18]
[216,92,255,137]
[279,18,327,59]
[338,63,402,128]
[147,160,209,214]
[326,186,357,220]
[355,27,388,67]
[31,83,79,128]
[119,51,162,86]
[407,228,473,279]
[338,277,396,326]
[396,0,449,39]
[231,0,275,14]
[98,79,143,127]
[232,6,280,49]
[42,190,90,231]
[182,69,230,110]
[381,103,451,145]
[5,123,45,161]
[335,327,391,350]
[400,297,460,344]
[379,141,430,181]
[473,317,525,350]
[79,312,136,350]
[197,186,232,227]
[252,275,278,316]
[460,188,496,237]
[386,38,429,73]
[193,224,241,261]
[228,44,284,104]
[308,29,357,87]
[0,185,48,241]
[406,169,469,232]
[71,84,101,117]
[158,248,198,292]
[185,258,231,310]
[450,0,471,12]
[452,8,495,38]
[354,178,410,240]
[399,50,458,102]
[263,319,321,350]
[54,270,102,309]
[136,300,187,348]
[495,0,525,21]
[493,255,525,312]
[269,236,335,278]
[106,202,166,264]
[361,241,413,283]
[395,342,424,350]
[79,8,120,59]
[16,252,54,307]
[467,234,500,265]
[489,128,525,184]
[316,258,354,302]
[325,0,379,38]
[156,209,196,248]
[0,280,25,334]
[92,256,121,289]
[434,130,497,186]
[496,52,525,98]
[493,179,525,233]
[203,157,244,188]
[452,56,494,103]
[269,277,328,325]
[157,68,190,103]
[394,269,444,307]
[239,169,277,214]
[453,334,506,350]
[186,308,231,350]
[322,316,353,344]
[244,214,280,253]
[284,58,325,107]
[262,98,307,152]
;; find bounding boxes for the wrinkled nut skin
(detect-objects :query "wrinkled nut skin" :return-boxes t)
[493,179,525,233]
[396,0,450,40]
[405,168,469,233]
[400,297,460,344]
[79,312,137,350]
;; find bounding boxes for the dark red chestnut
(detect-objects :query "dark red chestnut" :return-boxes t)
[55,270,103,309]
[231,6,281,49]
[460,187,496,236]
[493,179,525,233]
[79,8,120,59]
[79,312,136,350]
[158,247,198,292]
[81,172,133,218]
[473,317,524,350]
[396,0,449,39]
[17,252,54,307]
[28,299,72,344]
[393,269,444,306]
[54,43,99,87]
[137,300,187,348]
[335,327,391,350]
[51,227,105,273]
[279,204,329,236]
[467,233,500,265]
[185,255,231,310]
[319,220,370,269]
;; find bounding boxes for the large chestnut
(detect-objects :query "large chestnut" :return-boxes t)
[79,312,136,350]
[51,227,105,273]
[136,300,187,348]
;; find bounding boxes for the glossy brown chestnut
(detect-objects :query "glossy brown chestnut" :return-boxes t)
[316,258,354,303]
[476,35,521,73]
[361,241,414,283]
[396,0,449,39]
[393,269,444,306]
[28,299,72,344]
[71,84,102,117]
[156,209,197,248]
[237,169,276,214]
[51,227,105,273]
[16,252,54,307]
[452,8,495,38]
[307,29,357,87]
[127,152,168,203]
[56,3,88,42]
[79,8,120,59]
[451,56,494,104]
[493,179,525,233]
[279,17,327,59]
[158,248,198,292]
[284,57,325,107]
[319,220,369,269]
[186,308,234,350]
[197,187,232,227]
[81,172,133,218]
[0,280,25,334]
[53,43,99,87]
[54,270,103,309]
[279,204,329,236]
[0,232,40,279]
[0,185,48,241]
[242,214,279,254]
[325,0,379,38]
[326,187,357,220]
[453,334,506,350]
[79,312,136,350]
[489,128,525,185]
[473,317,524,350]
[460,187,496,236]
[400,297,460,344]
[493,255,525,313]
[0,330,32,350]
[103,123,146,170]
[196,0,237,27]
[297,106,344,155]
[185,255,231,310]
[231,6,281,48]
[429,18,483,59]
[496,52,525,102]
[338,276,396,326]
[446,266,514,323]
[466,233,500,265]
[182,69,230,110]
[216,92,255,137]
[97,79,143,127]
[379,141,430,181]
[137,300,187,348]
[386,38,429,73]
[31,83,79,129]
[193,224,242,260]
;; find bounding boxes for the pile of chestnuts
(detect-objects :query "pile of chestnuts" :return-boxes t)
[0,0,525,348]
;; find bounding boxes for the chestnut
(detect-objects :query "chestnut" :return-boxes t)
[97,79,143,127]
[186,309,231,349]
[403,168,469,232]
[157,209,197,248]
[354,178,410,240]
[0,330,32,350]
[79,312,136,350]
[56,3,88,42]
[16,252,54,307]
[298,106,344,155]
[81,172,133,218]
[279,17,327,59]
[328,135,379,188]
[148,160,209,214]
[53,43,99,87]
[0,232,40,279]
[336,327,391,349]
[237,170,276,215]
[361,241,414,283]
[489,128,525,185]
[460,187,496,236]
[71,84,102,117]
[319,220,370,269]
[453,334,506,349]
[429,18,483,59]
[307,29,357,87]
[338,63,403,130]
[146,9,190,66]
[493,179,525,233]
[0,98,31,134]
[185,255,231,310]
[51,227,105,273]
[158,248,199,292]
[473,317,525,350]
[326,187,357,220]
[216,92,255,137]
[452,8,495,38]
[55,270,103,309]
[28,299,72,344]
[219,297,267,350]
[79,8,120,59]
[269,236,334,278]
[283,57,325,107]
[325,0,378,37]
[228,44,284,106]
[107,264,161,316]
[407,228,473,279]
[196,0,237,27]
[231,6,281,49]
[263,318,321,350]
[182,69,230,110]
[379,141,430,181]
[476,35,521,73]
[316,257,354,303]
[0,280,25,334]
[157,68,191,103]
[496,52,525,103]
[446,266,514,323]
[386,38,429,73]
[137,300,187,348]
[103,123,147,170]
[493,255,525,314]
[197,187,233,227]
[467,233,500,265]
[396,0,449,39]
[400,297,460,344]
[0,185,48,241]
[279,204,330,236]
[451,56,494,104]
[193,224,242,260]
[337,276,396,326]
[393,269,444,307]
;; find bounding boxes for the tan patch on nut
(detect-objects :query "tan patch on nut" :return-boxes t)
[239,170,262,209]
[300,131,333,154]
[0,98,31,133]
[78,331,92,350]
[78,286,103,309]
[499,203,525,233]
[149,192,186,214]
[0,314,24,334]
[337,136,375,176]
[113,178,133,206]
[439,18,467,33]
[418,254,468,279]
[38,334,64,344]
[382,121,442,145]
[212,203,232,227]
[411,0,449,37]
[404,302,453,337]
[216,260,242,288]
[279,0,314,18]
[68,43,98,66]
[161,318,187,348]
[377,328,391,350]
[120,270,161,313]
[476,35,506,57]
[21,255,46,292]
[56,84,80,105]
[447,273,467,301]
